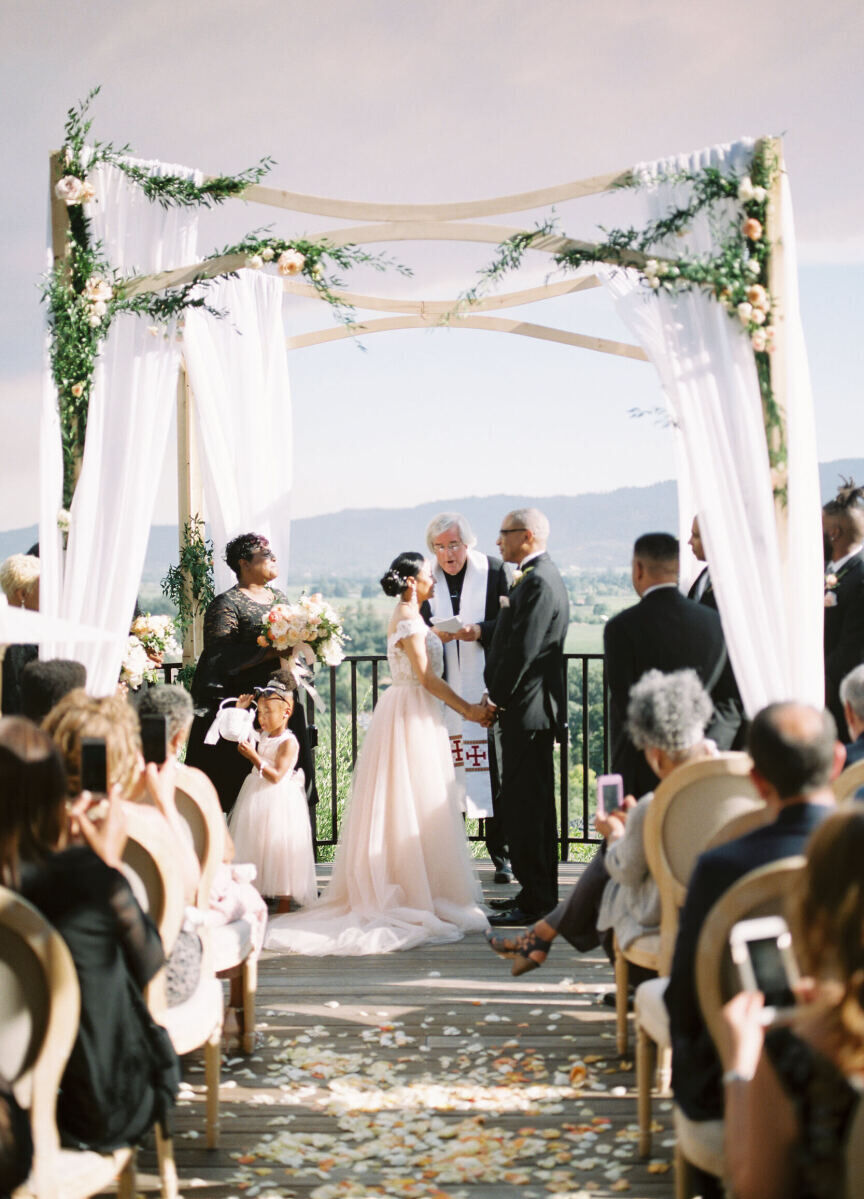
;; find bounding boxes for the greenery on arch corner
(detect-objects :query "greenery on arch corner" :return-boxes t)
[160,516,216,639]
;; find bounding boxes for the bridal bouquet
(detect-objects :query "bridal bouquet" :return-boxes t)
[258,595,346,668]
[130,613,182,660]
[120,635,157,689]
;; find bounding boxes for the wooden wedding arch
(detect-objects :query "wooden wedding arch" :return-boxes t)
[49,136,789,661]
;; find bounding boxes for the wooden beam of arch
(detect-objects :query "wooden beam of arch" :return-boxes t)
[286,313,649,361]
[217,169,634,222]
[281,274,602,315]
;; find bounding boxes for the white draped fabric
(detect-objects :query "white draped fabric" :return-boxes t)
[39,158,200,694]
[599,140,823,713]
[182,272,292,595]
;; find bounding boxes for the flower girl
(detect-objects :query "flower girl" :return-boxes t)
[228,677,317,913]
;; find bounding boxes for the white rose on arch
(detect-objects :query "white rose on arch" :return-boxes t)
[277,249,306,276]
[55,175,84,205]
[84,277,113,304]
[737,301,753,323]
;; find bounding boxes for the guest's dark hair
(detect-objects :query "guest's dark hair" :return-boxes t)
[380,552,425,598]
[225,533,271,577]
[633,533,679,565]
[823,477,864,539]
[748,702,837,799]
[20,659,87,726]
[0,717,67,887]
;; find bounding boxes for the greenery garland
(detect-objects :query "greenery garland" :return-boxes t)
[160,515,215,640]
[462,142,786,499]
[45,88,411,504]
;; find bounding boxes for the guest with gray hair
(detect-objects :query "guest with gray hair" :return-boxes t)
[422,511,511,880]
[135,684,195,758]
[487,668,716,977]
[839,663,864,768]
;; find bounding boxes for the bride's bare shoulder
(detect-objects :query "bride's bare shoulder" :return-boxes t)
[387,601,416,636]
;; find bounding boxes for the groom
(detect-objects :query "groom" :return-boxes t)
[483,508,570,925]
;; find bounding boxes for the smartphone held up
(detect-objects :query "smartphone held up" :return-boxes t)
[729,915,800,1024]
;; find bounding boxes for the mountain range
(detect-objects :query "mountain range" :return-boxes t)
[2,458,861,581]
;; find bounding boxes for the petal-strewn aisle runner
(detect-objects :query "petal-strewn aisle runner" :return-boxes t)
[137,861,675,1198]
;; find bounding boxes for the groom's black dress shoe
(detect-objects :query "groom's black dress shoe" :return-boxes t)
[488,907,539,927]
[489,897,519,911]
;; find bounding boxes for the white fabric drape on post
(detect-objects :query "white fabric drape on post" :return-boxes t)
[599,139,822,713]
[182,271,292,595]
[40,158,201,694]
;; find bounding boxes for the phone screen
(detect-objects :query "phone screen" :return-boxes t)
[140,714,168,766]
[600,781,621,813]
[80,737,108,795]
[747,936,796,1008]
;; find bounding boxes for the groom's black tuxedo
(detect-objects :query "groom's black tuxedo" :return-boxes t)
[485,552,569,914]
[604,586,742,799]
[825,550,864,739]
[686,567,717,610]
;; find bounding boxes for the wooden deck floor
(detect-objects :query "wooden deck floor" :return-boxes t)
[137,861,676,1199]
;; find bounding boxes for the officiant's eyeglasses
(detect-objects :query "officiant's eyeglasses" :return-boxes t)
[433,542,464,554]
[499,528,528,536]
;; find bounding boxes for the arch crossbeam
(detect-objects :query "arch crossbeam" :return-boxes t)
[280,274,601,315]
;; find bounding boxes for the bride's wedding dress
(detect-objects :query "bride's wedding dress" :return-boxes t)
[264,615,489,955]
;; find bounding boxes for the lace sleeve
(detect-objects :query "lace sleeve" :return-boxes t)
[393,616,425,643]
[107,868,165,989]
[203,592,240,648]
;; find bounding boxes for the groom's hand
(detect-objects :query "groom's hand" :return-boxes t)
[454,624,481,642]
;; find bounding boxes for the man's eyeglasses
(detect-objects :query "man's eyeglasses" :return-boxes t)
[498,528,528,537]
[433,542,464,554]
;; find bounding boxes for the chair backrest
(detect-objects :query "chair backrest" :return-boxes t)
[644,752,764,973]
[0,886,79,1162]
[845,1093,864,1199]
[174,763,226,908]
[833,759,864,804]
[695,856,806,1055]
[121,803,185,962]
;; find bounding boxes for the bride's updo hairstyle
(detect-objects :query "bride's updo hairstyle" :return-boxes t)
[380,552,424,598]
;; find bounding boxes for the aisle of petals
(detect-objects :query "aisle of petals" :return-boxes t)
[181,978,675,1199]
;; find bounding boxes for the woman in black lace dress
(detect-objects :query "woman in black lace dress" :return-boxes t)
[185,533,318,816]
[720,808,864,1199]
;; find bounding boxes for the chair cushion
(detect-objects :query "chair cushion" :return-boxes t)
[635,976,670,1046]
[160,977,223,1055]
[209,920,253,973]
[673,1105,725,1178]
[623,932,660,969]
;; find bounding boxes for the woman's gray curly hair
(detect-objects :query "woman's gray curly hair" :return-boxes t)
[627,669,713,757]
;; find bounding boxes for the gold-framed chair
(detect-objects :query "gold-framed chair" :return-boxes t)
[174,762,259,1054]
[671,855,807,1198]
[622,752,763,1156]
[0,886,136,1199]
[121,805,223,1171]
[832,758,864,804]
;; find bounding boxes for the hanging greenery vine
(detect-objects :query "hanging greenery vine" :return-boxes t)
[160,515,215,639]
[45,88,411,505]
[461,142,785,499]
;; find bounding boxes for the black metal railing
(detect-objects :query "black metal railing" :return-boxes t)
[307,652,608,861]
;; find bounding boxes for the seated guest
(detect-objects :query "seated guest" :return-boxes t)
[720,807,864,1199]
[823,480,864,740]
[43,690,203,1006]
[486,668,717,977]
[0,716,178,1152]
[0,555,40,715]
[840,663,864,768]
[665,703,839,1135]
[603,533,741,799]
[20,658,87,726]
[0,1070,32,1198]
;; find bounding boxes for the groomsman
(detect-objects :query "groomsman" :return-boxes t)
[687,516,716,608]
[422,512,511,880]
[604,533,741,799]
[823,483,864,740]
[484,509,569,925]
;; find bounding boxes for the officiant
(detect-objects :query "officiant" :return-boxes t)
[421,513,511,881]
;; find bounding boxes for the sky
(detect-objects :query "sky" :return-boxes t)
[1,0,863,532]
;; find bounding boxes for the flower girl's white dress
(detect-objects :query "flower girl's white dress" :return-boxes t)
[264,615,487,955]
[228,729,317,906]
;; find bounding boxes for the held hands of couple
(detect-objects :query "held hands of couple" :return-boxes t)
[435,624,481,645]
[465,700,495,727]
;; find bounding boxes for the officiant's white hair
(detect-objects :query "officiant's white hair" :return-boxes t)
[425,512,477,553]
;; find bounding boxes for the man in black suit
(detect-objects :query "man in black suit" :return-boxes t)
[604,533,741,799]
[686,516,716,608]
[665,703,839,1133]
[823,483,864,740]
[421,512,510,879]
[483,508,570,924]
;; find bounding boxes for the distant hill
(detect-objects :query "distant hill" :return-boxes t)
[3,457,862,580]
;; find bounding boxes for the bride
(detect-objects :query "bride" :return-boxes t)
[264,552,491,955]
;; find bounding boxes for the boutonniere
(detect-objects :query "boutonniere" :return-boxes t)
[824,571,840,607]
[510,565,535,590]
[499,595,510,608]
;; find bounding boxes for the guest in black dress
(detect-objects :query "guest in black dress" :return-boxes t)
[0,716,178,1152]
[185,532,318,819]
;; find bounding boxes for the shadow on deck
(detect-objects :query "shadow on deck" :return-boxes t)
[137,861,676,1198]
